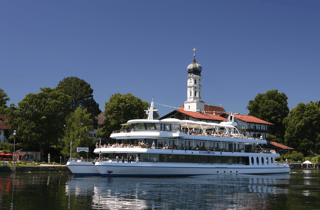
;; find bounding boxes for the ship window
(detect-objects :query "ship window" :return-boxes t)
[266,157,269,165]
[164,124,171,131]
[262,157,264,165]
[155,123,161,131]
[145,123,155,131]
[271,157,274,164]
[133,123,145,131]
[251,157,254,165]
[171,124,180,132]
[194,79,196,84]
[256,157,259,165]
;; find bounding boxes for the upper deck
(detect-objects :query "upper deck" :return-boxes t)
[111,118,267,145]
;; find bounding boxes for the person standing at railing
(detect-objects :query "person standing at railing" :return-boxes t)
[116,156,119,163]
[152,141,155,149]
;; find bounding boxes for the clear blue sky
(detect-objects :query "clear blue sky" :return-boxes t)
[1,1,319,117]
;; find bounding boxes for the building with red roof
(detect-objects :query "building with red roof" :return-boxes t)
[160,50,277,141]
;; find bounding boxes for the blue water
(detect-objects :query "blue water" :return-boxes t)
[1,170,320,209]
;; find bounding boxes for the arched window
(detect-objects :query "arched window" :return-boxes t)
[190,90,192,97]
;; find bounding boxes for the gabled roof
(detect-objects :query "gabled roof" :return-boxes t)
[270,141,293,150]
[233,114,273,125]
[0,114,11,130]
[160,105,272,125]
[177,109,227,121]
[160,105,227,121]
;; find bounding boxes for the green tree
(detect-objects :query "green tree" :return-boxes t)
[283,101,320,156]
[56,77,101,122]
[102,93,155,138]
[0,88,10,113]
[61,107,94,158]
[5,88,71,160]
[246,89,289,142]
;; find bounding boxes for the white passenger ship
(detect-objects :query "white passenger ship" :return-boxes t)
[94,101,290,177]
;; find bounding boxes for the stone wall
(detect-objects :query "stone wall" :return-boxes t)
[0,166,72,173]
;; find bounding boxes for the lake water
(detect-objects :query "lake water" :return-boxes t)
[0,170,320,209]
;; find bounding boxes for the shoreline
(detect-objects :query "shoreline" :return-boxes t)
[0,165,72,173]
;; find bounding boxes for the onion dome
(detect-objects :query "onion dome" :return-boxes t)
[187,48,202,75]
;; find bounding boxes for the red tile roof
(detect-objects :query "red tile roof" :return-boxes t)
[270,141,293,150]
[204,105,226,114]
[233,114,273,125]
[0,114,11,130]
[177,106,227,121]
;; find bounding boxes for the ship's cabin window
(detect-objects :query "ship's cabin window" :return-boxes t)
[261,157,264,165]
[266,157,269,165]
[251,157,254,165]
[133,123,145,131]
[145,123,156,131]
[256,157,259,165]
[164,124,171,131]
[171,124,181,132]
[271,157,274,164]
[155,123,161,131]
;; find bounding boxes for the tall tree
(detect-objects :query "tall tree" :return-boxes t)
[0,88,10,112]
[5,88,71,160]
[246,90,289,143]
[56,77,101,122]
[103,93,155,138]
[283,102,320,156]
[61,107,94,158]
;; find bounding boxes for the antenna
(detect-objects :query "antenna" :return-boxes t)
[145,98,158,120]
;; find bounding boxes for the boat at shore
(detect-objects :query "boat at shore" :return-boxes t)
[67,158,100,177]
[94,101,290,177]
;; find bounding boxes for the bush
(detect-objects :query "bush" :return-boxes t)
[280,151,304,162]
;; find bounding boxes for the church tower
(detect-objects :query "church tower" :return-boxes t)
[184,48,205,112]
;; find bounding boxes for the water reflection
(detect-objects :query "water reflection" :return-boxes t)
[65,174,290,209]
[1,172,320,210]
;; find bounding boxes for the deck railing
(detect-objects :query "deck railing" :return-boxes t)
[96,144,272,154]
